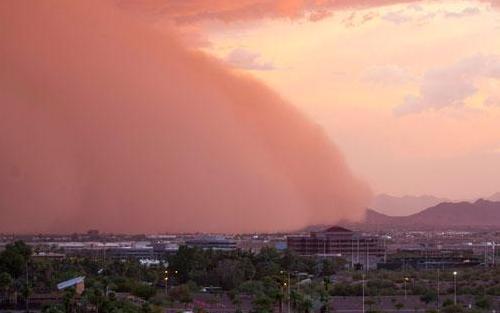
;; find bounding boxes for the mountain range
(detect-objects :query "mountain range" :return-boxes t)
[371,192,500,216]
[364,199,500,228]
[489,192,500,202]
[371,194,449,216]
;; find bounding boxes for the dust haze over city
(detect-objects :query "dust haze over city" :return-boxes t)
[3,1,500,313]
[1,1,375,234]
[2,1,500,234]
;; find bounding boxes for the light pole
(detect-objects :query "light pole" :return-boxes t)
[453,271,457,305]
[404,277,409,300]
[164,270,169,295]
[280,271,291,313]
[164,269,178,295]
[436,269,440,312]
[25,261,29,313]
[362,273,365,313]
[493,242,496,267]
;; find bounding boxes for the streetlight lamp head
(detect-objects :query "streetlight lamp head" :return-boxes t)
[453,271,457,276]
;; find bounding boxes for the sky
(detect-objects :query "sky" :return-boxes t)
[194,0,500,200]
[0,1,499,234]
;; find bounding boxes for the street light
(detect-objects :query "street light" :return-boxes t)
[280,271,291,313]
[453,271,458,305]
[436,269,440,312]
[362,273,365,313]
[164,270,179,295]
[404,277,409,300]
[164,271,169,295]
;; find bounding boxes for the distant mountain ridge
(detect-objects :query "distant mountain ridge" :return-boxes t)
[488,192,500,202]
[371,194,449,216]
[364,199,500,228]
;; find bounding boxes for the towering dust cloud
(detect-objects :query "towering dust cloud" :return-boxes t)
[0,1,371,234]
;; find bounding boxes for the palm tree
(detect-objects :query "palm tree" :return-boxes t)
[63,288,76,313]
[0,272,13,305]
[299,296,313,313]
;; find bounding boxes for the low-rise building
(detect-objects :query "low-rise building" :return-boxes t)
[185,237,237,251]
[287,226,385,269]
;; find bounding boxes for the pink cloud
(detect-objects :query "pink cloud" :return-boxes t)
[225,48,275,71]
[395,55,500,115]
[118,0,420,24]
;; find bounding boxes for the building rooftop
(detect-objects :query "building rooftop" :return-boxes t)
[321,226,353,233]
[57,276,85,290]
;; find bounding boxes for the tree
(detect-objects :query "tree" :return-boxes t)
[63,288,76,313]
[0,241,32,278]
[133,284,157,300]
[365,299,376,311]
[169,284,192,306]
[320,259,336,277]
[319,280,330,313]
[441,304,464,313]
[420,289,437,304]
[141,302,153,313]
[42,304,65,313]
[85,287,105,313]
[474,294,492,309]
[442,298,454,307]
[0,272,13,298]
[298,296,313,313]
[252,294,274,313]
[395,302,404,312]
[215,259,246,290]
[167,246,197,284]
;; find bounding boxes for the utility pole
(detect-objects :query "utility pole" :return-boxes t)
[453,271,457,305]
[362,273,365,313]
[485,243,488,268]
[288,272,291,313]
[436,269,440,312]
[404,277,408,300]
[383,237,387,264]
[357,238,360,264]
[164,271,168,296]
[351,239,354,270]
[366,240,369,272]
[493,242,496,267]
[25,261,29,313]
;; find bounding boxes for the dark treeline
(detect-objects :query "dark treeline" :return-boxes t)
[2,241,500,313]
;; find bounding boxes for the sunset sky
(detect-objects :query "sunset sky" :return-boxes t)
[193,0,500,199]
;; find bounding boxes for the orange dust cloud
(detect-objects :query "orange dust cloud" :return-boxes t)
[0,1,371,234]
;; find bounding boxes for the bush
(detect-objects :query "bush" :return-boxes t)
[133,284,157,300]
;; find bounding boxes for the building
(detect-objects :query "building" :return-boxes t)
[379,248,481,270]
[185,237,237,251]
[287,226,385,269]
[32,252,66,260]
[108,246,157,260]
[57,276,85,295]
